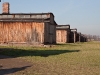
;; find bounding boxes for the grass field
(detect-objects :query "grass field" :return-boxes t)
[0,41,100,75]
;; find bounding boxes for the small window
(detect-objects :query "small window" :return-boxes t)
[36,15,42,18]
[0,15,2,18]
[8,15,13,18]
[19,15,24,18]
[15,15,19,18]
[2,15,8,18]
[42,15,47,18]
[24,15,30,18]
[31,15,36,18]
[42,15,48,18]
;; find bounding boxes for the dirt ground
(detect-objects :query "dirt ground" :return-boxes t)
[0,55,33,75]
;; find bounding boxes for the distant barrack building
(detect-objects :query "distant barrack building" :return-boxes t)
[56,25,70,43]
[69,28,77,43]
[0,2,57,45]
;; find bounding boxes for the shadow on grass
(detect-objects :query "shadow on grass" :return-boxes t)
[0,66,31,75]
[56,43,81,46]
[0,48,80,58]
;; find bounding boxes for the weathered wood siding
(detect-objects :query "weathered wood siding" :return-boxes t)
[56,30,67,43]
[50,14,54,24]
[80,35,87,42]
[66,30,70,43]
[44,22,50,44]
[76,33,81,42]
[76,33,79,42]
[50,24,56,44]
[44,22,56,44]
[69,32,77,43]
[0,22,44,44]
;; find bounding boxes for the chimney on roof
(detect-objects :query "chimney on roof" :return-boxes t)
[2,2,10,14]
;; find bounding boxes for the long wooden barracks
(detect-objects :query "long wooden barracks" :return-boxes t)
[0,2,57,45]
[0,2,87,45]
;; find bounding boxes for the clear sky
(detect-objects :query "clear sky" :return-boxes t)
[0,0,100,35]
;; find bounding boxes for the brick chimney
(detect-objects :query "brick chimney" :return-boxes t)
[2,2,10,14]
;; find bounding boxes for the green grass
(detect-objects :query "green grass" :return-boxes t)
[0,41,100,75]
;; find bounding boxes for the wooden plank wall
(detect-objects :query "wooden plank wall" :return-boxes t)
[80,35,87,42]
[66,30,70,43]
[76,33,81,42]
[44,22,50,44]
[44,22,56,44]
[56,30,66,43]
[69,32,77,43]
[50,24,56,44]
[0,22,44,44]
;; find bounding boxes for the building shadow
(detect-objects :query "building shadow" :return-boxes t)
[56,43,81,46]
[0,48,80,58]
[0,65,31,75]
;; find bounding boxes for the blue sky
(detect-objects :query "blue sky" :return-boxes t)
[0,0,100,35]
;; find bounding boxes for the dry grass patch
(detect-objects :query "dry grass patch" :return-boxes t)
[0,41,100,75]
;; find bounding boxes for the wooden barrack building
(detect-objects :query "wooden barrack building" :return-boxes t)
[0,2,57,45]
[69,28,77,43]
[56,25,70,43]
[76,32,81,42]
